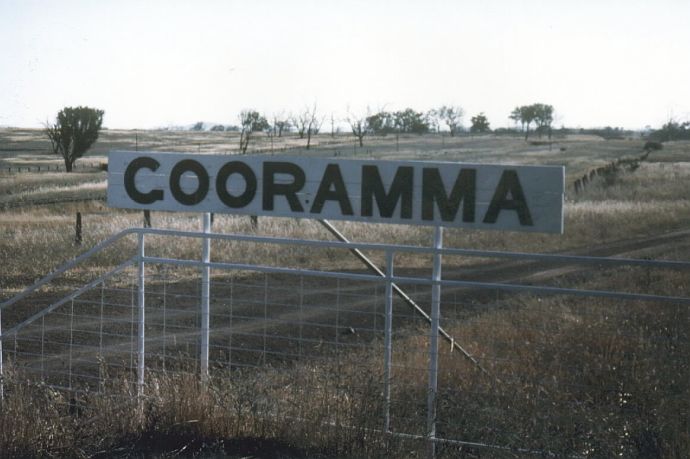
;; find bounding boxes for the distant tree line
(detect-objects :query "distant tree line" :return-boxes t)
[43,100,690,175]
[181,103,562,149]
[41,102,564,170]
[648,119,690,142]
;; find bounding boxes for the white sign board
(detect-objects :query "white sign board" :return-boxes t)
[107,151,564,233]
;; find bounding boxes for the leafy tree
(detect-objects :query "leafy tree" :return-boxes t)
[273,113,292,137]
[273,119,291,137]
[238,110,269,154]
[437,105,464,136]
[210,124,225,131]
[394,108,430,134]
[470,113,491,133]
[366,111,395,135]
[509,107,524,131]
[45,106,104,172]
[426,109,441,133]
[270,112,291,138]
[532,103,554,139]
[192,121,204,131]
[509,105,539,140]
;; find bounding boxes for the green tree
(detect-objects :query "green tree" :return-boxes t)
[271,113,291,137]
[437,105,464,136]
[238,110,269,154]
[470,113,491,133]
[45,106,104,172]
[509,105,540,140]
[366,111,395,135]
[394,108,430,134]
[532,103,554,139]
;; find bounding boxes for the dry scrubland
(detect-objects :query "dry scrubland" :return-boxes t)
[1,129,690,457]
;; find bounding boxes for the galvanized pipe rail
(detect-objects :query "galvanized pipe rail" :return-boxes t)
[1,224,688,458]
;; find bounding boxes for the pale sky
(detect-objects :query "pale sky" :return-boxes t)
[2,0,689,130]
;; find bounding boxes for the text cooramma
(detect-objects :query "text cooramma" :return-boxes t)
[107,151,564,233]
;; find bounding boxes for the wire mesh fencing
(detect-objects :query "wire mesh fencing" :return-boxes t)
[1,226,689,457]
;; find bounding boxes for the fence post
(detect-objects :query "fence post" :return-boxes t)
[75,212,82,245]
[427,226,443,459]
[383,250,394,432]
[0,307,4,401]
[200,213,212,382]
[137,232,146,397]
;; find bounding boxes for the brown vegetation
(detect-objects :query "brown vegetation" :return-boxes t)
[1,130,690,457]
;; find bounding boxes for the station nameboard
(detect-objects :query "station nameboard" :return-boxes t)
[107,151,564,233]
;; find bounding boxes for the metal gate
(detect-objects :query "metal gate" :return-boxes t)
[1,223,689,457]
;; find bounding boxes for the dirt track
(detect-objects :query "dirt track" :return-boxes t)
[445,227,690,285]
[5,226,690,384]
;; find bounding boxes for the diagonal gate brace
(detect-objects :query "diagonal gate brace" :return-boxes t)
[318,219,490,376]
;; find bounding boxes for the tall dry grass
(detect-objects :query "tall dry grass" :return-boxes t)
[2,271,687,457]
[2,135,690,456]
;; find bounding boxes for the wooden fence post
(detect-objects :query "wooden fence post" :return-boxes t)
[75,212,82,245]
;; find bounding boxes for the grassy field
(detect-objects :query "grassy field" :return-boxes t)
[1,128,689,457]
[2,129,690,289]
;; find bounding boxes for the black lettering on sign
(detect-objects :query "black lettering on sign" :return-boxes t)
[124,157,164,204]
[170,159,210,205]
[310,164,353,215]
[263,162,305,212]
[483,170,533,226]
[422,168,476,222]
[361,165,413,219]
[216,161,257,208]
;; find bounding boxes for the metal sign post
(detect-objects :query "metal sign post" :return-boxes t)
[200,212,212,382]
[383,250,394,432]
[137,232,146,397]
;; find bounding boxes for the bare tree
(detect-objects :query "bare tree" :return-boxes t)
[294,104,323,149]
[291,112,307,139]
[272,112,291,137]
[347,109,368,147]
[348,117,367,147]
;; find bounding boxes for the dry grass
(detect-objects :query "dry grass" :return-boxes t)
[2,130,690,457]
[2,275,686,457]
